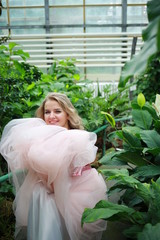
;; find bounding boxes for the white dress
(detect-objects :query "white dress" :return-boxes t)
[0,118,107,240]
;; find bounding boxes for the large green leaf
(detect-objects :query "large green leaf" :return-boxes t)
[100,168,141,186]
[82,200,145,226]
[132,109,152,130]
[154,120,160,131]
[157,19,160,50]
[147,180,160,223]
[99,151,126,166]
[100,168,129,179]
[118,37,157,88]
[147,0,160,22]
[133,165,160,180]
[140,130,160,148]
[135,183,152,205]
[142,16,160,42]
[122,130,142,151]
[143,147,160,156]
[100,168,152,205]
[13,49,30,60]
[138,223,160,240]
[118,0,160,89]
[112,151,147,166]
[99,150,147,166]
[122,126,142,138]
[143,102,159,121]
[8,42,19,51]
[124,225,144,239]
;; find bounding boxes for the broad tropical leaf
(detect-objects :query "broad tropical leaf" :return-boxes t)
[147,180,160,223]
[100,168,140,186]
[138,223,160,240]
[118,0,160,88]
[143,147,160,155]
[133,166,160,180]
[111,151,147,166]
[147,0,160,22]
[82,200,145,226]
[132,109,152,130]
[124,225,144,239]
[122,130,142,150]
[118,37,157,88]
[99,150,126,166]
[140,130,160,148]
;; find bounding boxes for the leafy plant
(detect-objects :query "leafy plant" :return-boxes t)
[119,0,160,88]
[82,93,160,239]
[82,1,160,236]
[0,42,42,134]
[134,53,160,103]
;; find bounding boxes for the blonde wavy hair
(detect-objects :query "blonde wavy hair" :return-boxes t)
[35,92,84,130]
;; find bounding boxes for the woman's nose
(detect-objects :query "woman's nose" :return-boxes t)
[49,112,55,118]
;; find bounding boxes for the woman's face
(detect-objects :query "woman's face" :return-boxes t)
[44,99,69,129]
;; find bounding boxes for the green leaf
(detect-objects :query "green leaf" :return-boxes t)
[103,168,151,204]
[122,130,142,150]
[142,16,160,42]
[0,45,8,51]
[157,19,160,51]
[99,151,126,166]
[140,130,160,148]
[143,102,159,121]
[13,49,30,60]
[118,8,160,88]
[82,200,146,226]
[26,82,35,91]
[132,165,160,178]
[143,147,160,155]
[112,151,147,167]
[135,182,153,204]
[101,111,115,128]
[118,37,157,88]
[100,167,128,177]
[138,223,160,240]
[132,109,152,130]
[147,0,160,22]
[122,126,142,138]
[8,42,19,51]
[124,225,144,239]
[147,180,160,222]
[100,168,141,186]
[13,60,25,76]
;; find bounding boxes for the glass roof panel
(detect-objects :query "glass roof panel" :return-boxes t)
[8,0,44,6]
[49,0,83,5]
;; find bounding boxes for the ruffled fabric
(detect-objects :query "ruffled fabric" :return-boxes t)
[0,118,107,240]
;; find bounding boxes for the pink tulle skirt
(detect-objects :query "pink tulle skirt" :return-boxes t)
[0,118,107,240]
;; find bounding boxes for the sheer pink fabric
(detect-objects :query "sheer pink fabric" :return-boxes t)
[0,118,107,240]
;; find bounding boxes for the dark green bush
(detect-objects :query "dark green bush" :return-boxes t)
[134,53,160,103]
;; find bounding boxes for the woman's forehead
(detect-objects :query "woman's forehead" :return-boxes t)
[45,99,62,108]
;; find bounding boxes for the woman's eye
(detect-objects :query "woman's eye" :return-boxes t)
[45,111,50,114]
[55,110,61,113]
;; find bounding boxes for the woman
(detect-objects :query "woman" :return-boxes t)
[0,92,107,240]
